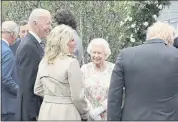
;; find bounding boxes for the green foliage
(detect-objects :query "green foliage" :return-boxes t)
[120,0,171,49]
[2,1,170,63]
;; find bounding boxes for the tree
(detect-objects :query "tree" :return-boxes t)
[119,0,171,49]
[1,1,170,63]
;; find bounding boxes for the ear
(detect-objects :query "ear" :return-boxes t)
[33,21,37,26]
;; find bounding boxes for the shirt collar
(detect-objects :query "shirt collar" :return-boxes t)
[144,38,167,45]
[29,30,41,43]
[2,38,9,46]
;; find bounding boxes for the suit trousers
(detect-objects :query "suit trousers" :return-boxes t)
[1,113,15,121]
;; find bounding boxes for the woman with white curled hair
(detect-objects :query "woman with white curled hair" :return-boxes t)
[81,38,114,120]
[34,24,89,120]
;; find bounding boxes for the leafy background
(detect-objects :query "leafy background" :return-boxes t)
[2,0,170,63]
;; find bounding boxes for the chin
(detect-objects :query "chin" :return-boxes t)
[93,62,101,65]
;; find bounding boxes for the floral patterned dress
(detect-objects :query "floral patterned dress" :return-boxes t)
[81,61,115,120]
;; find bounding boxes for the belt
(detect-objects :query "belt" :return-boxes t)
[43,95,73,104]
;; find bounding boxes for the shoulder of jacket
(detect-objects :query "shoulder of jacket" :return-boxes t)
[2,48,12,55]
[2,43,12,53]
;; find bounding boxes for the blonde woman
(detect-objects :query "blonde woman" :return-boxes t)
[34,24,89,120]
[81,38,115,120]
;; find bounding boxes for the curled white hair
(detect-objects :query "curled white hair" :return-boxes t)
[87,38,111,60]
[28,8,50,25]
[2,21,19,36]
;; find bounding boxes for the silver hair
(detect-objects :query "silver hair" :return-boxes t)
[146,21,175,45]
[28,8,50,25]
[2,21,19,35]
[87,38,111,60]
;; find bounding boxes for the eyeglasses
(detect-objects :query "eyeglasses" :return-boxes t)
[2,31,18,37]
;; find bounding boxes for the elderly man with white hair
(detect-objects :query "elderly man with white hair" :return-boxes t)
[107,21,178,121]
[81,38,114,120]
[1,21,19,121]
[15,8,52,121]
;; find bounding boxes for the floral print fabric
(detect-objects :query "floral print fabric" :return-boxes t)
[81,62,114,120]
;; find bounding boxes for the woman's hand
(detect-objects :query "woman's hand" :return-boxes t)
[89,106,105,120]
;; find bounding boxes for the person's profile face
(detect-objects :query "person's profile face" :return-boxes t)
[35,15,52,39]
[19,24,29,39]
[10,32,18,45]
[67,39,76,54]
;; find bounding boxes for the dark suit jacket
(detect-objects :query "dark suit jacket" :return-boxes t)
[10,38,21,86]
[15,32,44,120]
[173,37,178,48]
[107,39,178,121]
[10,38,21,55]
[1,40,18,115]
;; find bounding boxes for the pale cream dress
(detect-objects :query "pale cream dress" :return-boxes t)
[81,61,114,120]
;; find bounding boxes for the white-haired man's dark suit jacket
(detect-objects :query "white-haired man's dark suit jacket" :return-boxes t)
[15,32,44,121]
[107,39,178,121]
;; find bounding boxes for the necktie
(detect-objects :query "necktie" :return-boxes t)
[40,41,45,50]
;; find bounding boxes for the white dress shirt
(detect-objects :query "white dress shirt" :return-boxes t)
[29,31,41,44]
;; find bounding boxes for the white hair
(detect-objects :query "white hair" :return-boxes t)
[87,38,111,59]
[28,8,50,25]
[2,21,19,35]
[146,21,175,45]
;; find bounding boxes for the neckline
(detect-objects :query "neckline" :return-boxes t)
[92,62,108,74]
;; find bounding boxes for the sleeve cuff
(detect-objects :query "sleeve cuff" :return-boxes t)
[80,113,89,120]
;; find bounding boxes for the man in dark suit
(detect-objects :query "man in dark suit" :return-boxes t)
[10,20,29,55]
[107,21,178,121]
[15,8,52,121]
[10,20,29,86]
[1,21,19,121]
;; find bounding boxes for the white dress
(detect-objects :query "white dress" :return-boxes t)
[81,61,115,120]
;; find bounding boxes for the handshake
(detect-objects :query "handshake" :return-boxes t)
[88,106,106,120]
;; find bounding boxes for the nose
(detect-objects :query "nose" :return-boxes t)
[49,24,52,31]
[94,53,99,57]
[74,40,77,45]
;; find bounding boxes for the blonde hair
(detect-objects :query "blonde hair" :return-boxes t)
[87,38,111,60]
[44,24,74,64]
[146,21,175,45]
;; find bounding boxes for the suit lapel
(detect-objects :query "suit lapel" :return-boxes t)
[26,33,44,55]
